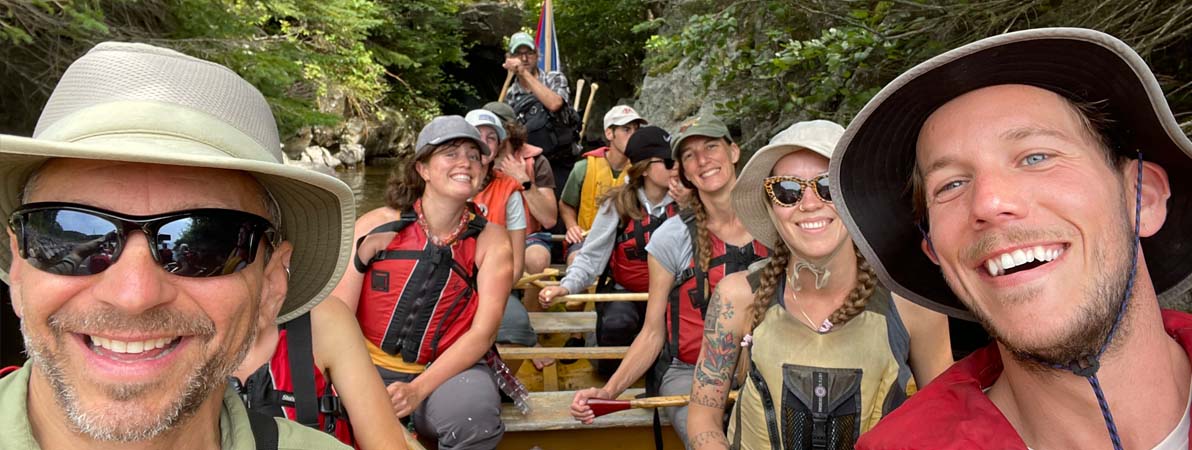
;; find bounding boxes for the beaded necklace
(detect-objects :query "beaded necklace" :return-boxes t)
[414,199,469,246]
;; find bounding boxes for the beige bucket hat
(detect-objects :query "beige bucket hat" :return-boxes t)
[732,120,845,249]
[0,42,356,323]
[830,28,1192,320]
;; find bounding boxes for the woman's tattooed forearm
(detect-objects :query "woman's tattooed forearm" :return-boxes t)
[694,290,740,406]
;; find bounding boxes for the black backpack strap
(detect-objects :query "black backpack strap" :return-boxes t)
[246,407,280,450]
[283,312,319,428]
[353,213,418,272]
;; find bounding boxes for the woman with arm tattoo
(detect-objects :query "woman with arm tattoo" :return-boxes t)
[686,121,954,449]
[568,115,767,449]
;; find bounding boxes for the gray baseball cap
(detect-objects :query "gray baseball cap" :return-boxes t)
[414,115,492,160]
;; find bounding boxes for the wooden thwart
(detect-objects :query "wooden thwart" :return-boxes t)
[528,311,596,334]
[499,346,629,360]
[559,292,649,302]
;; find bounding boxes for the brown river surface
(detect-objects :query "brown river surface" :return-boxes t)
[332,158,399,216]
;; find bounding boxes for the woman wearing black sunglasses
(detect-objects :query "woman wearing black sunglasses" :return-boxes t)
[686,120,953,450]
[539,126,683,377]
[329,116,513,449]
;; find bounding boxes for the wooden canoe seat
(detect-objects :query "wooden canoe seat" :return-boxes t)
[528,311,596,334]
[499,388,668,432]
[499,346,628,360]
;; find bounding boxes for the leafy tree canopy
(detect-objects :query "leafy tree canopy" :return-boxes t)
[0,0,468,136]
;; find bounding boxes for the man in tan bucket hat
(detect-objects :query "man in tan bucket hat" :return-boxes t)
[831,29,1192,449]
[0,42,355,449]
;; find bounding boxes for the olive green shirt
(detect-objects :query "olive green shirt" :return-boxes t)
[0,362,349,450]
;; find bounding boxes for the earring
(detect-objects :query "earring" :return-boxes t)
[284,266,291,277]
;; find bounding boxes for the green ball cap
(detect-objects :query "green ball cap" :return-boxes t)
[509,32,536,54]
[670,115,731,160]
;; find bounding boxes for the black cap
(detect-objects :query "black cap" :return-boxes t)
[624,126,672,165]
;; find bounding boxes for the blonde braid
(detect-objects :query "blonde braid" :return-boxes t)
[749,244,789,331]
[735,239,790,386]
[692,196,712,273]
[825,249,878,327]
[691,196,715,304]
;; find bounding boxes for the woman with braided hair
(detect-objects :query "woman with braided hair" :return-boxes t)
[685,120,953,450]
[569,115,768,448]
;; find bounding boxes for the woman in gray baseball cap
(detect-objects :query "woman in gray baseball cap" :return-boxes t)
[328,116,513,449]
[685,120,953,450]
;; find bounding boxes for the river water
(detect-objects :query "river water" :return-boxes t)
[333,158,400,216]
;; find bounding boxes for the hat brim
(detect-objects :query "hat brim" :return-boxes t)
[418,132,492,159]
[734,144,829,250]
[831,28,1192,321]
[0,134,355,323]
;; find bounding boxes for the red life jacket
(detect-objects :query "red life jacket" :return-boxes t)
[239,313,352,446]
[665,211,768,364]
[607,202,680,292]
[354,210,487,365]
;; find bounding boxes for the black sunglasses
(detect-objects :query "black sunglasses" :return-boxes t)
[763,174,832,207]
[9,202,278,278]
[648,158,676,170]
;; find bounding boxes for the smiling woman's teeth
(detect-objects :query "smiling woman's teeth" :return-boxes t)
[799,220,829,230]
[985,246,1063,276]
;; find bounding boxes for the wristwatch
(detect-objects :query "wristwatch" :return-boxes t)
[522,180,533,190]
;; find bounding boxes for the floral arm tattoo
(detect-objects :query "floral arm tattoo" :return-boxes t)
[691,289,740,409]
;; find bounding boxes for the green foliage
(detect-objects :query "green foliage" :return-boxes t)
[521,0,653,97]
[1,0,470,136]
[167,0,388,135]
[643,0,1192,143]
[367,0,469,119]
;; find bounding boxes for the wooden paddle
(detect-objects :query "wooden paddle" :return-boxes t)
[498,70,515,102]
[579,82,599,136]
[573,78,585,107]
[587,391,739,418]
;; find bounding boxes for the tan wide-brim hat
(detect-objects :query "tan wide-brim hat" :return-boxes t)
[830,28,1192,321]
[0,42,355,323]
[733,120,845,249]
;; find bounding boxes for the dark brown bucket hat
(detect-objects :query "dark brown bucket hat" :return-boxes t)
[829,28,1192,321]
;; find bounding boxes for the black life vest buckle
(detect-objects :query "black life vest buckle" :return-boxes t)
[319,394,343,416]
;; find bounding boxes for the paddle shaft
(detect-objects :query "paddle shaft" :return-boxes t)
[579,83,599,136]
[588,392,739,418]
[498,71,515,102]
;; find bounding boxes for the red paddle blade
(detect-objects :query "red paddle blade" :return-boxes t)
[587,399,632,418]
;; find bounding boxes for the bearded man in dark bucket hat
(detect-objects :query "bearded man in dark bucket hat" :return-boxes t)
[830,28,1192,449]
[0,42,356,449]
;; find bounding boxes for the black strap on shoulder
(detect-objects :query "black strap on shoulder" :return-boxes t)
[283,312,319,428]
[353,212,418,272]
[245,407,280,450]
